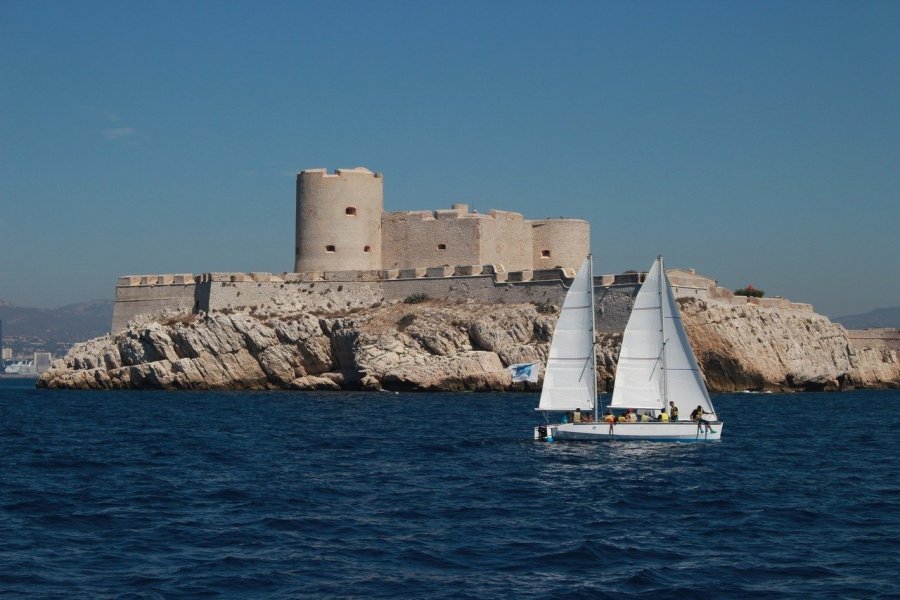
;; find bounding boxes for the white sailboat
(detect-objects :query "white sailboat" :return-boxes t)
[534,255,723,441]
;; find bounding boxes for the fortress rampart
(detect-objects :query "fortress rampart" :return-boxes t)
[846,328,900,352]
[111,264,814,334]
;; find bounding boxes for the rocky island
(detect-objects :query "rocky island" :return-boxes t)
[38,287,900,393]
[37,167,900,392]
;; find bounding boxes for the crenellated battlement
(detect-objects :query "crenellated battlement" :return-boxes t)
[298,167,383,179]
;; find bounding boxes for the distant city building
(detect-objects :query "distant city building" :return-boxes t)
[33,352,52,374]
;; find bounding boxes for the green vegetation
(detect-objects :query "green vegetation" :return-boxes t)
[397,313,417,330]
[403,292,427,304]
[735,284,765,298]
[534,300,557,314]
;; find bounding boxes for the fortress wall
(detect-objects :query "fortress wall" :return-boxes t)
[382,210,482,270]
[709,294,813,313]
[204,273,292,311]
[109,268,652,335]
[204,278,383,312]
[595,284,641,333]
[479,210,533,272]
[531,219,590,271]
[295,168,383,273]
[382,273,569,306]
[847,329,900,352]
[112,275,198,332]
[671,285,710,301]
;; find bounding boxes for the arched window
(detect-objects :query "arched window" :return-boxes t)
[345,207,357,216]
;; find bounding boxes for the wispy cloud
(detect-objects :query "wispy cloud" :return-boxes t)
[103,127,135,141]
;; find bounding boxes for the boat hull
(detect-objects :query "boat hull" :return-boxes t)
[535,421,723,441]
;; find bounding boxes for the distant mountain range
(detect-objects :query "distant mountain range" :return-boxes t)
[0,299,114,357]
[832,307,900,330]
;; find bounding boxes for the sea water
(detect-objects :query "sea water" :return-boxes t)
[1,378,898,598]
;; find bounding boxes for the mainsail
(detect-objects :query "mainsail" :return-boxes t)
[609,257,716,417]
[661,269,716,418]
[537,256,596,411]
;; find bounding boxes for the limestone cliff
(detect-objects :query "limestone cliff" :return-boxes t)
[38,298,900,392]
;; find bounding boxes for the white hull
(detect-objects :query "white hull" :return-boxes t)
[535,421,723,442]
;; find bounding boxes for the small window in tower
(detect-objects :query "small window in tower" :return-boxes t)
[438,244,447,250]
[346,207,357,216]
[326,245,336,253]
[363,245,371,253]
[541,250,551,258]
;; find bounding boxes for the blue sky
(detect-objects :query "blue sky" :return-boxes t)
[1,0,898,317]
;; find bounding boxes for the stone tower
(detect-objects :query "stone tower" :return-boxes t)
[530,218,591,270]
[294,167,384,273]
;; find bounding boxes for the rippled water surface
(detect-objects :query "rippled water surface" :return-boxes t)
[1,379,898,598]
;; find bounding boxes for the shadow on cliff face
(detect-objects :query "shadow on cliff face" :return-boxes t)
[785,372,848,392]
[699,351,767,393]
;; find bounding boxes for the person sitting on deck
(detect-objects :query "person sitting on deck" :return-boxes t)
[573,408,582,423]
[640,412,651,422]
[626,409,638,423]
[691,405,716,433]
[657,410,669,422]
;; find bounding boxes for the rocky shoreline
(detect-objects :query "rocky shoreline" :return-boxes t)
[37,296,900,393]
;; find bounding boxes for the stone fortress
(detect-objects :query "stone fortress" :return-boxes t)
[112,167,815,335]
[293,167,589,275]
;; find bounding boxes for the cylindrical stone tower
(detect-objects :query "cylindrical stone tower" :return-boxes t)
[294,167,384,273]
[531,218,591,271]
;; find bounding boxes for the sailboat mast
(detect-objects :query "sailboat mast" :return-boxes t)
[657,256,668,412]
[589,254,599,421]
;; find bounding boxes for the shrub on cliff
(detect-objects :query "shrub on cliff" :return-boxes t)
[534,300,557,314]
[403,293,427,304]
[397,313,416,331]
[735,284,765,298]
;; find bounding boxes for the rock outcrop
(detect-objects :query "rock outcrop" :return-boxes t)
[38,298,900,392]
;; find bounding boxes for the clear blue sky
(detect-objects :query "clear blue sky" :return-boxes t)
[1,0,898,317]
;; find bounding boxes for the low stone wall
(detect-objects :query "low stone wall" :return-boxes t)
[847,329,900,352]
[708,286,813,312]
[382,274,566,306]
[109,265,817,336]
[112,275,198,333]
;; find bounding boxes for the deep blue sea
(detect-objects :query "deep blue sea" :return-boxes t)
[1,378,898,599]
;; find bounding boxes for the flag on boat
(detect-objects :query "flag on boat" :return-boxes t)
[508,362,540,383]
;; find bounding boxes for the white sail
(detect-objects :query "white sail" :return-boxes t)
[609,259,666,410]
[538,256,596,411]
[610,257,716,417]
[660,265,716,419]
